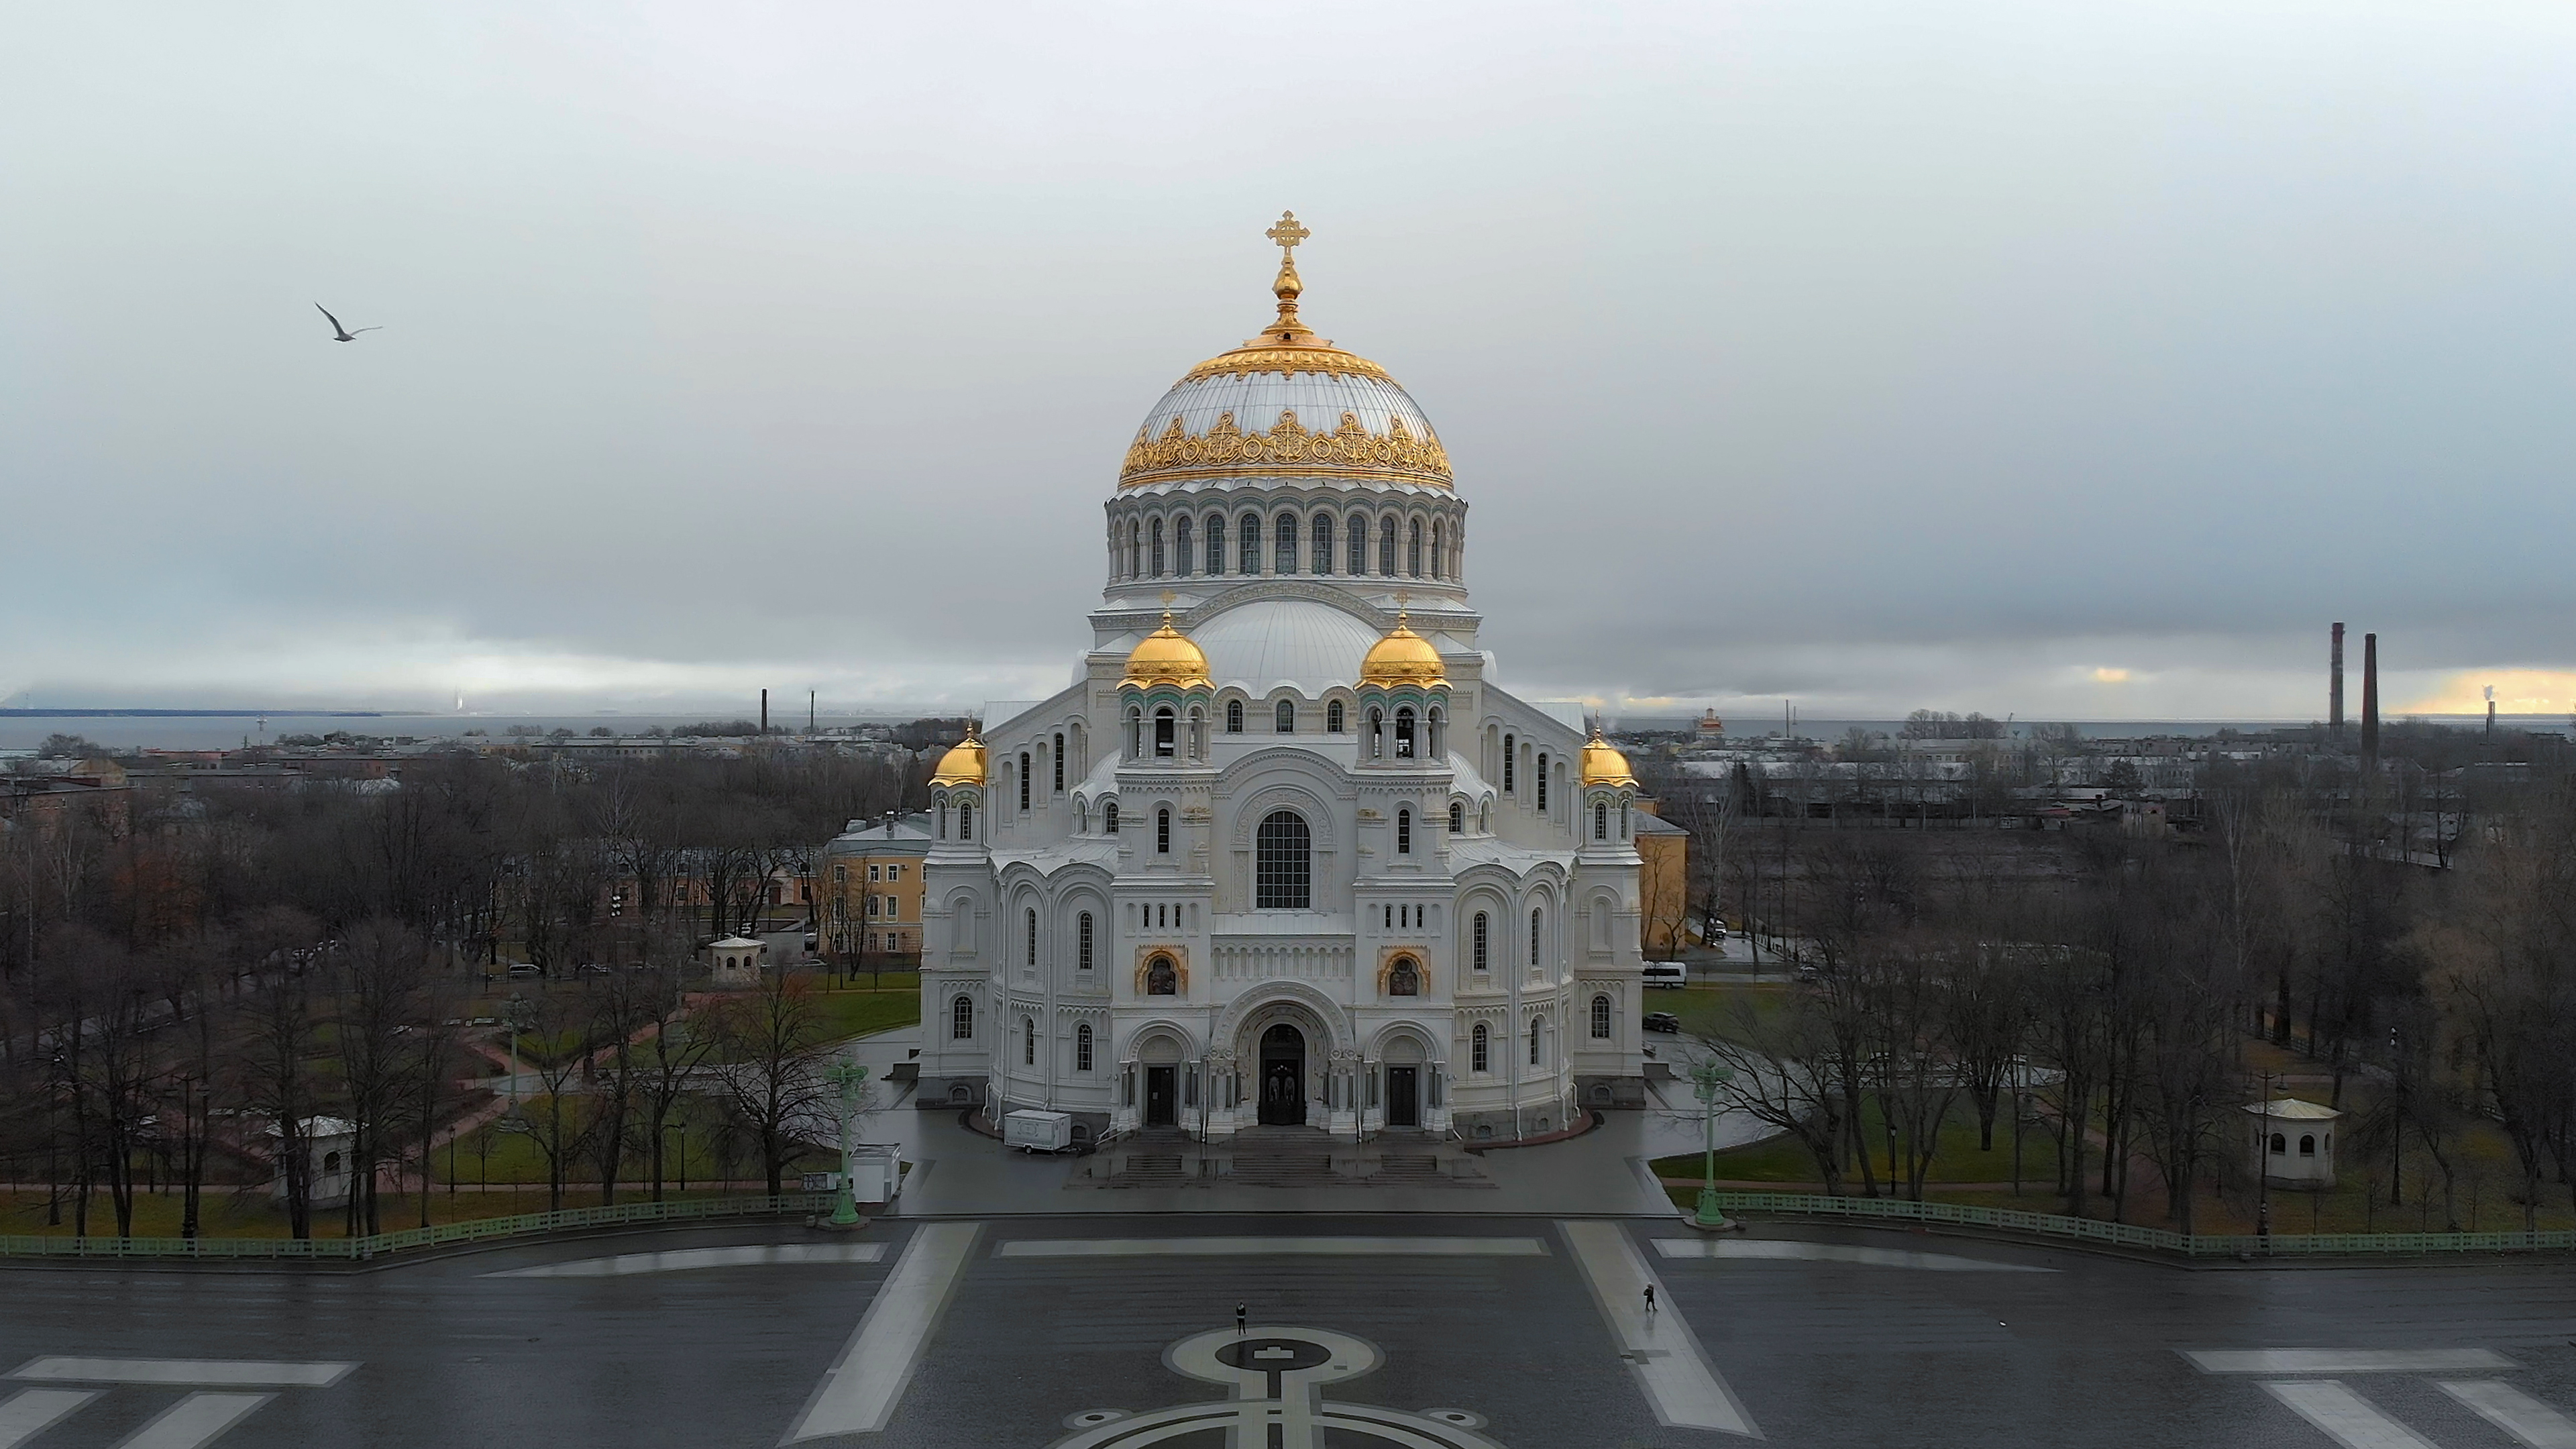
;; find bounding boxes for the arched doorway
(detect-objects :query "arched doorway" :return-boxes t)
[1258,1024,1306,1127]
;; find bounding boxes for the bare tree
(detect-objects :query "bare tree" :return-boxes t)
[709,969,826,1194]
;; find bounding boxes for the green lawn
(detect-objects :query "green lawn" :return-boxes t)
[1652,1094,2032,1185]
[808,986,920,1044]
[1654,982,1795,1044]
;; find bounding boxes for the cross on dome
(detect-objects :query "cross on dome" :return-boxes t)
[1265,211,1310,254]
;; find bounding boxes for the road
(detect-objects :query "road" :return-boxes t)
[5,1216,2573,1448]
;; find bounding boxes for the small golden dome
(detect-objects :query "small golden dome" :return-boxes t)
[1359,611,1446,689]
[929,728,987,788]
[1580,729,1636,789]
[1122,610,1212,691]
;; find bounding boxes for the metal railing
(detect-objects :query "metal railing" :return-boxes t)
[0,1193,835,1261]
[1710,1191,2576,1257]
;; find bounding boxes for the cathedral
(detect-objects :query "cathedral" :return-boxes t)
[916,215,1648,1143]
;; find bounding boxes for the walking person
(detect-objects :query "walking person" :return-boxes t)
[1236,1302,1248,1335]
[1642,1283,1658,1313]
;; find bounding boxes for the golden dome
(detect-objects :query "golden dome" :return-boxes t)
[1122,610,1212,691]
[1580,729,1637,789]
[929,728,987,788]
[1359,611,1446,689]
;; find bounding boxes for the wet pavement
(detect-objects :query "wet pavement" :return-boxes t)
[5,1215,2572,1448]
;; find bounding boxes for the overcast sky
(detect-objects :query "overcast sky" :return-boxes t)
[5,1,2572,723]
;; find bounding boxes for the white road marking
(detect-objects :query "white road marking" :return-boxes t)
[0,1389,97,1449]
[1558,1220,1760,1438]
[1653,1238,2054,1272]
[783,1222,981,1442]
[998,1236,1546,1258]
[486,1242,888,1277]
[117,1392,272,1449]
[2188,1348,2516,1375]
[2263,1381,2438,1449]
[2440,1381,2576,1448]
[7,1359,356,1389]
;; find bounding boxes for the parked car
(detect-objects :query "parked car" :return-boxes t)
[1643,1012,1682,1034]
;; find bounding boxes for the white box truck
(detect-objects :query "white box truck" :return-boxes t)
[1004,1110,1075,1153]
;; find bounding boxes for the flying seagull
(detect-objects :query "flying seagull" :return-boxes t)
[314,303,382,342]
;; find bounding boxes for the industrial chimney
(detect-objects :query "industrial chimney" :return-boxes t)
[760,688,769,737]
[2359,634,2379,771]
[2330,623,2345,736]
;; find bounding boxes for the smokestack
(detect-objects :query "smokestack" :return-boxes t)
[2486,685,2496,740]
[761,688,769,737]
[2330,623,2345,735]
[2359,634,2379,769]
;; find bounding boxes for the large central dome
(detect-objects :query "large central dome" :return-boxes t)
[1118,213,1451,491]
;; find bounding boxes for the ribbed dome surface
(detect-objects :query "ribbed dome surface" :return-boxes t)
[1185,600,1385,693]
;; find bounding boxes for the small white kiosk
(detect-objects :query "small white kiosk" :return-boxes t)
[2245,1097,2341,1190]
[267,1116,357,1208]
[707,935,766,987]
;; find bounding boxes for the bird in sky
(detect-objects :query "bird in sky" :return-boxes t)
[314,303,382,342]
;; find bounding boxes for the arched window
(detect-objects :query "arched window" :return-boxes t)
[1397,807,1412,854]
[2298,1134,2316,1157]
[1529,1016,1544,1066]
[1156,806,1171,854]
[1326,700,1344,733]
[2269,1132,2286,1155]
[1591,994,1612,1039]
[1022,1018,1036,1066]
[1472,911,1489,972]
[959,802,974,841]
[1154,707,1175,758]
[1205,513,1225,574]
[1367,708,1384,759]
[1311,513,1333,574]
[1025,908,1038,967]
[1348,514,1367,573]
[1431,519,1445,580]
[1226,699,1244,734]
[1471,1023,1490,1073]
[1595,802,1609,841]
[1146,955,1177,995]
[1078,912,1093,971]
[1536,753,1548,811]
[1503,735,1516,793]
[1275,700,1294,734]
[1103,801,1118,834]
[1238,514,1260,574]
[1529,907,1543,967]
[1408,519,1423,576]
[1255,810,1313,909]
[1130,523,1142,578]
[1175,516,1193,576]
[1275,511,1298,574]
[951,996,974,1040]
[1126,707,1142,760]
[1053,733,1065,792]
[1450,801,1464,835]
[1428,708,1443,759]
[1150,517,1165,576]
[324,1150,342,1174]
[1395,708,1415,757]
[1020,752,1032,810]
[1076,1024,1094,1073]
[1379,516,1398,575]
[1388,957,1421,996]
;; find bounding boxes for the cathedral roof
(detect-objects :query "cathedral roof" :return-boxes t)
[1185,599,1384,694]
[928,728,987,787]
[1122,610,1212,691]
[1579,729,1638,788]
[1118,213,1450,492]
[1359,611,1448,690]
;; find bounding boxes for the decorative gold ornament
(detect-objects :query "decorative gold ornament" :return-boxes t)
[1579,727,1637,789]
[1175,344,1393,384]
[1120,407,1452,488]
[1122,608,1212,690]
[1360,608,1447,689]
[929,724,988,787]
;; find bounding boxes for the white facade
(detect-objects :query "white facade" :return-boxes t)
[916,231,1647,1142]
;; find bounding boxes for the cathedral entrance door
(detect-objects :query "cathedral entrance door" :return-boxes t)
[1258,1024,1305,1127]
[1386,1066,1419,1128]
[1144,1066,1177,1128]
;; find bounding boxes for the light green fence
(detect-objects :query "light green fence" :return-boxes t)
[1711,1191,2576,1257]
[0,1193,835,1261]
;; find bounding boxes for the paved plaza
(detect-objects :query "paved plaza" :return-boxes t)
[4,1215,2574,1448]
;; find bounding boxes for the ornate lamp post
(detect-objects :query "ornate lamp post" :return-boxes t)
[824,1059,871,1228]
[1691,1057,1735,1230]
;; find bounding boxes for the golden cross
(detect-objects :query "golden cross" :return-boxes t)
[1265,211,1310,256]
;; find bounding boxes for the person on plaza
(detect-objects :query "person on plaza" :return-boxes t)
[1642,1283,1657,1313]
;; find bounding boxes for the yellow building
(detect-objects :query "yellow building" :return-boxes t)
[1631,802,1690,960]
[820,814,933,961]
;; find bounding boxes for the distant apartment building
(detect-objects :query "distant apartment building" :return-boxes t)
[820,814,933,960]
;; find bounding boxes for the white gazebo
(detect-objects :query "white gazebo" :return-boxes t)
[707,935,766,987]
[2245,1097,2342,1189]
[265,1116,357,1208]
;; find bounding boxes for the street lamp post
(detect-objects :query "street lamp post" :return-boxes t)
[1691,1057,1735,1230]
[824,1059,871,1228]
